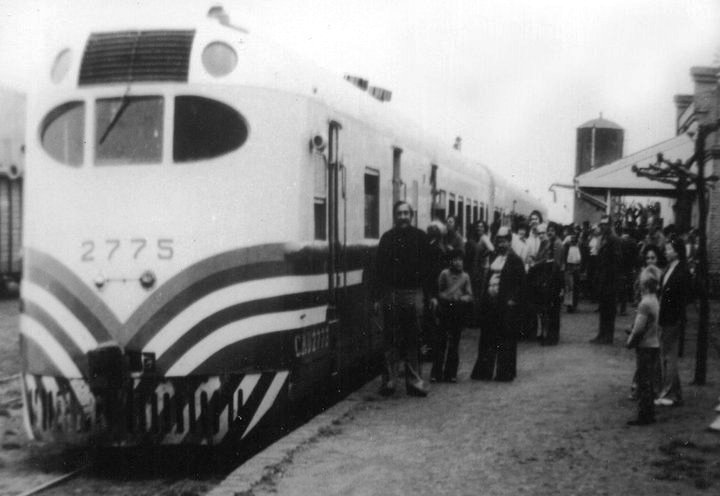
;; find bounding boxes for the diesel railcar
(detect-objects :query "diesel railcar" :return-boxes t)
[21,4,545,447]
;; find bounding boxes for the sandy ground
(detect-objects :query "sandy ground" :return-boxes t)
[234,301,720,496]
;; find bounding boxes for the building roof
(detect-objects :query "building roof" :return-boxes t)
[575,133,696,195]
[578,116,623,130]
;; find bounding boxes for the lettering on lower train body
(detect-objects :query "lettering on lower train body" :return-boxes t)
[294,325,330,357]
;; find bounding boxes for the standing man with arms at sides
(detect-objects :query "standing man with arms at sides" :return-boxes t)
[590,215,622,344]
[374,201,431,397]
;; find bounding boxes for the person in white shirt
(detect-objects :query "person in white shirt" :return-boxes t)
[563,225,582,312]
[525,210,543,265]
[512,222,530,271]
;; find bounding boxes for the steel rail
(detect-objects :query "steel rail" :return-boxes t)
[14,467,87,496]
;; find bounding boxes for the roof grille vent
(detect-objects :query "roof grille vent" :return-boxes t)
[79,30,195,85]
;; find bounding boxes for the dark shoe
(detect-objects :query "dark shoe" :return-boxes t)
[627,418,656,426]
[445,377,457,383]
[494,376,514,382]
[566,305,574,313]
[406,381,429,397]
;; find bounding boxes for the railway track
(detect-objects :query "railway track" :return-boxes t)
[15,468,87,496]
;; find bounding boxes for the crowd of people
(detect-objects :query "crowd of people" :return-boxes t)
[373,200,699,427]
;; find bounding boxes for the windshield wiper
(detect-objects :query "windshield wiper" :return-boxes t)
[98,92,131,145]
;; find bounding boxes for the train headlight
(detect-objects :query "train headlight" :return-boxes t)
[202,41,237,77]
[50,48,72,84]
[140,270,157,290]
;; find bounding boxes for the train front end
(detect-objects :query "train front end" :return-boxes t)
[21,10,323,446]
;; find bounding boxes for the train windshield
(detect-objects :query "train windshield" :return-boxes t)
[96,96,164,165]
[41,95,248,166]
[41,101,85,166]
[173,96,248,162]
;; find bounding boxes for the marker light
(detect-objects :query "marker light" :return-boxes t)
[202,41,237,77]
[50,49,72,84]
[140,270,157,290]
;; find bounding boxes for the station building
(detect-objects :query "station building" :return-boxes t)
[575,65,720,288]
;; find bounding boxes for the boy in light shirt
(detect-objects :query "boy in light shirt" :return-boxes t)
[432,249,473,383]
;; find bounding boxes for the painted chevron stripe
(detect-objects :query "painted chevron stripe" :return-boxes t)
[21,300,88,376]
[123,243,313,348]
[23,280,99,353]
[155,289,328,374]
[242,371,288,439]
[24,251,117,343]
[143,273,330,358]
[166,305,327,376]
[21,315,83,378]
[22,243,368,381]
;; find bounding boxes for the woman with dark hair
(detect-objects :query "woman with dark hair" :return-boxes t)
[471,227,526,382]
[444,216,465,254]
[655,237,690,407]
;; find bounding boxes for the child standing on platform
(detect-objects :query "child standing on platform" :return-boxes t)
[626,266,661,425]
[432,249,473,383]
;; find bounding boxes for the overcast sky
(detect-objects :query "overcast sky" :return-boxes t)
[1,0,719,220]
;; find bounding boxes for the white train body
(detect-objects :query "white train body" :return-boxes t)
[21,5,545,446]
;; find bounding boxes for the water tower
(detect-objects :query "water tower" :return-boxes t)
[575,114,624,175]
[574,114,624,224]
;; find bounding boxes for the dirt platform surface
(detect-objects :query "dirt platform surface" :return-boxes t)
[214,301,720,496]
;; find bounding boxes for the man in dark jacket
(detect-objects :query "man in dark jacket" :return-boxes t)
[375,201,431,397]
[590,215,622,344]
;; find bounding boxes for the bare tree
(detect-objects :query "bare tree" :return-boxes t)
[632,119,720,384]
[631,155,695,233]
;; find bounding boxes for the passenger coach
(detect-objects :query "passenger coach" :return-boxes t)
[21,4,545,446]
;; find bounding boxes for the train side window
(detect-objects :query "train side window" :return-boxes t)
[364,169,379,238]
[448,193,455,218]
[174,96,248,162]
[40,101,85,166]
[314,156,327,240]
[457,197,464,235]
[465,203,472,234]
[473,201,479,224]
[96,96,163,165]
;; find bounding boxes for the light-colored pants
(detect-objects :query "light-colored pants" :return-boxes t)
[564,263,580,308]
[659,322,683,402]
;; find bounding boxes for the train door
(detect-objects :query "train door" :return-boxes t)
[327,121,348,382]
[392,147,403,204]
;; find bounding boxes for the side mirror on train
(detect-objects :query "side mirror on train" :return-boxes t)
[309,135,326,153]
